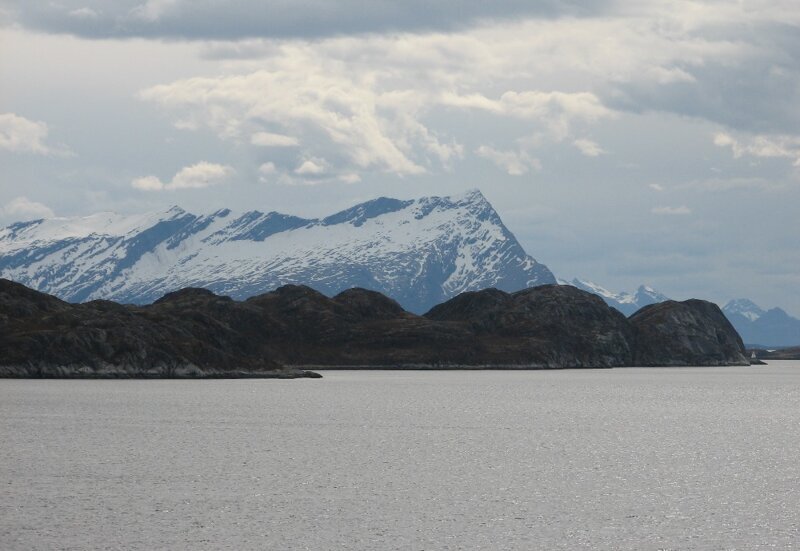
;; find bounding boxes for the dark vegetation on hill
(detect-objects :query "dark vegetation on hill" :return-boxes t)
[0,279,748,378]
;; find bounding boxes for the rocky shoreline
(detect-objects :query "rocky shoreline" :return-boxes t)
[0,364,322,379]
[0,278,749,378]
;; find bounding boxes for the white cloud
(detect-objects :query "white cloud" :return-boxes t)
[258,161,276,183]
[68,7,99,19]
[652,205,691,215]
[649,183,665,192]
[442,91,612,141]
[2,197,55,220]
[251,131,299,147]
[132,161,234,191]
[131,175,165,191]
[572,138,605,157]
[714,132,800,166]
[138,24,630,183]
[476,145,540,176]
[258,162,276,174]
[141,68,428,177]
[129,8,800,187]
[295,158,327,176]
[0,112,66,155]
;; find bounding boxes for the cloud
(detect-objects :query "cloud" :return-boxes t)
[132,161,234,191]
[476,146,540,176]
[129,0,181,22]
[295,158,328,176]
[258,162,276,173]
[0,112,68,156]
[442,90,611,141]
[125,4,800,183]
[141,68,432,177]
[7,1,603,40]
[652,205,691,215]
[714,132,800,166]
[68,7,99,19]
[139,31,615,182]
[648,183,665,192]
[2,197,55,221]
[131,175,165,191]
[572,138,605,157]
[9,2,800,140]
[251,131,299,147]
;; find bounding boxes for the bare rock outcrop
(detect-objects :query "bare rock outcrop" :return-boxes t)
[630,299,748,366]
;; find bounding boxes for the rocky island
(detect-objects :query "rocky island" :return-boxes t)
[0,278,748,378]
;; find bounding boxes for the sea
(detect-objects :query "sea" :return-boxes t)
[2,362,799,550]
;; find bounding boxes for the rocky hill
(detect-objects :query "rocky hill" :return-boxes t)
[0,279,748,377]
[631,300,748,366]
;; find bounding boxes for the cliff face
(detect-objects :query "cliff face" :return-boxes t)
[0,279,748,377]
[630,300,749,366]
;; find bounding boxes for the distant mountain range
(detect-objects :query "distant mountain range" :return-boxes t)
[564,278,669,316]
[563,280,800,347]
[0,189,554,314]
[2,189,797,346]
[720,299,800,348]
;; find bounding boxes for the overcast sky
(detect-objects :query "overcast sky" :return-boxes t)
[1,0,799,314]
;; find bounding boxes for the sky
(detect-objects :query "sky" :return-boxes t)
[1,0,799,314]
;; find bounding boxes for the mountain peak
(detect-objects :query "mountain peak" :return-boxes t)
[634,285,669,304]
[458,188,487,202]
[722,298,765,322]
[568,278,669,316]
[165,205,187,216]
[722,299,800,347]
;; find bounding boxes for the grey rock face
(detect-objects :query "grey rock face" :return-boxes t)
[426,285,635,368]
[631,300,749,366]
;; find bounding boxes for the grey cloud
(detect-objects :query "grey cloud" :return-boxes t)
[604,19,800,136]
[5,0,605,40]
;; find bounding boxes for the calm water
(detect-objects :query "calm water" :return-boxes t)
[2,363,800,550]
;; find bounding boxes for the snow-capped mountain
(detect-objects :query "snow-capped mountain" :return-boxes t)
[722,299,800,347]
[565,278,669,316]
[722,299,765,323]
[0,189,555,313]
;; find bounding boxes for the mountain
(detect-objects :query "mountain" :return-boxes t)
[723,298,765,322]
[723,299,800,347]
[0,190,555,313]
[566,278,669,316]
[0,279,748,377]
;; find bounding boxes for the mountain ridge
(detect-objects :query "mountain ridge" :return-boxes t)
[722,299,800,347]
[0,189,555,313]
[565,278,669,316]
